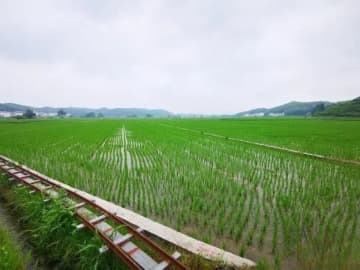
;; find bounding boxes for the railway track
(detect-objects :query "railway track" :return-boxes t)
[0,156,188,270]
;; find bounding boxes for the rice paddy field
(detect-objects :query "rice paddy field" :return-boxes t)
[0,118,359,269]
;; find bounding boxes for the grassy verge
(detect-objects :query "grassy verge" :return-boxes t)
[0,223,29,270]
[0,175,128,270]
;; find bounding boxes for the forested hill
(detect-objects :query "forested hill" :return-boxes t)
[236,101,330,116]
[312,97,360,117]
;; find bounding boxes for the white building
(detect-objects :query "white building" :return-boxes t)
[269,112,285,117]
[0,111,24,118]
[0,111,11,117]
[244,112,265,117]
[35,112,57,118]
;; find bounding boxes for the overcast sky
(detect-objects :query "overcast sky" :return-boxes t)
[0,1,359,114]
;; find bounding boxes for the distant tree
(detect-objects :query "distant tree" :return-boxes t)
[145,114,153,118]
[354,96,360,102]
[57,109,66,118]
[22,109,36,119]
[312,103,325,115]
[84,112,96,118]
[97,113,104,118]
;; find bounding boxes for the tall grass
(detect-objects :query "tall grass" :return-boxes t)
[0,175,128,270]
[0,223,29,270]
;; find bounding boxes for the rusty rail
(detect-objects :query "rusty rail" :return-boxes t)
[0,156,187,270]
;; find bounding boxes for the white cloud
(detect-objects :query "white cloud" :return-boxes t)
[0,0,359,114]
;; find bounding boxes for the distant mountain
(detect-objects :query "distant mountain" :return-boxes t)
[0,103,31,112]
[35,107,173,118]
[236,101,332,117]
[2,98,359,118]
[0,103,173,118]
[312,97,360,117]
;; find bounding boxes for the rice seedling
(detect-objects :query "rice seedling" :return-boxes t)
[0,118,359,269]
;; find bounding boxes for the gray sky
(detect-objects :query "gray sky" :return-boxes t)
[0,0,359,114]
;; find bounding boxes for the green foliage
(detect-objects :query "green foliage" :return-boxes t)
[0,224,29,270]
[0,118,359,269]
[167,118,360,160]
[256,258,271,270]
[237,101,331,116]
[57,109,67,117]
[314,97,360,117]
[22,109,36,119]
[0,177,127,270]
[311,103,326,114]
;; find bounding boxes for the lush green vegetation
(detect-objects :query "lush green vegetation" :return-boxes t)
[313,97,360,117]
[0,221,28,270]
[236,101,330,116]
[0,175,128,270]
[166,118,360,160]
[0,118,359,269]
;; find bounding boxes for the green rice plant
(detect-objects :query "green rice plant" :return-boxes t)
[0,118,359,269]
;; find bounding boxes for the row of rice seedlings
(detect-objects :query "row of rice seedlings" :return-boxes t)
[1,119,359,270]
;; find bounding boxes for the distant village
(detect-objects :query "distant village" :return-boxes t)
[0,109,287,119]
[0,109,71,119]
[243,112,285,117]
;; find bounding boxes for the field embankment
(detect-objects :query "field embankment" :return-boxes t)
[163,118,360,161]
[160,122,360,166]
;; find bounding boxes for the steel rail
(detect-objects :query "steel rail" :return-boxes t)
[5,161,187,269]
[75,211,143,270]
[0,157,188,270]
[2,169,42,193]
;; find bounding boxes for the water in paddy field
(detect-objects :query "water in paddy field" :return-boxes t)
[0,119,358,269]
